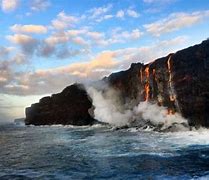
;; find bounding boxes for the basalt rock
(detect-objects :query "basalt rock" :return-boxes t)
[105,39,209,127]
[25,39,209,127]
[25,84,95,125]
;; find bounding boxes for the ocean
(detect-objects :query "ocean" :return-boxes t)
[0,123,209,179]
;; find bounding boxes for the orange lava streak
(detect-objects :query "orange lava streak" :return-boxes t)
[167,109,175,115]
[167,56,172,83]
[144,66,150,101]
[167,56,175,100]
[145,66,149,78]
[169,95,175,102]
[152,69,156,76]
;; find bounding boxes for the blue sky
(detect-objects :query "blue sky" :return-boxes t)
[0,0,209,121]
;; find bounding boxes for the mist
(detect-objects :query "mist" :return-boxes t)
[86,83,189,131]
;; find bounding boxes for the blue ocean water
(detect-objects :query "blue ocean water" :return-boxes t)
[0,123,209,179]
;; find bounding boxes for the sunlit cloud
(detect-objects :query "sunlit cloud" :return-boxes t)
[144,11,209,36]
[7,34,39,55]
[30,0,51,11]
[1,0,19,12]
[51,11,78,30]
[10,24,48,34]
[127,8,140,18]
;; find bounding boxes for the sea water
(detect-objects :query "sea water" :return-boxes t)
[0,123,209,179]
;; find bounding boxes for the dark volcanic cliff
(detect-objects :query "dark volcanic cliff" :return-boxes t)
[25,84,95,125]
[25,40,209,127]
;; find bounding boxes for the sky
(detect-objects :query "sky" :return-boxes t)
[0,0,209,122]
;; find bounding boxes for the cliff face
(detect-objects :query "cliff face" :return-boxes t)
[25,40,209,127]
[106,40,209,127]
[25,84,95,125]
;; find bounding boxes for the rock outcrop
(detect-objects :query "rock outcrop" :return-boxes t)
[25,39,209,127]
[25,84,95,125]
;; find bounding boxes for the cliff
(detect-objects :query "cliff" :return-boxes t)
[25,84,95,125]
[25,39,209,127]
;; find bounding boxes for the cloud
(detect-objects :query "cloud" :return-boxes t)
[45,32,69,45]
[37,31,89,58]
[110,28,143,43]
[116,8,139,19]
[41,26,143,52]
[30,0,50,11]
[10,24,47,34]
[143,0,175,3]
[67,29,88,37]
[144,11,209,36]
[1,51,118,95]
[1,0,19,12]
[116,10,125,18]
[127,9,140,18]
[7,34,39,55]
[0,60,13,86]
[10,53,27,64]
[71,37,88,46]
[96,14,114,22]
[87,4,116,23]
[41,51,117,78]
[0,46,14,57]
[51,11,78,30]
[87,31,104,40]
[88,4,112,19]
[0,36,189,96]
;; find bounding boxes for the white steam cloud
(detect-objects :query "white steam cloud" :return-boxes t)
[87,84,189,132]
[87,86,132,126]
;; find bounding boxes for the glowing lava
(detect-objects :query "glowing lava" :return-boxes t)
[167,55,181,114]
[167,56,172,86]
[144,66,150,101]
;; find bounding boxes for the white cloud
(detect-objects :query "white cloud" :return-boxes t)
[31,0,50,11]
[127,9,140,18]
[143,0,175,3]
[10,24,47,34]
[144,11,209,36]
[67,29,88,37]
[51,11,78,30]
[89,4,112,19]
[7,34,35,45]
[1,0,19,12]
[7,34,39,55]
[11,53,27,64]
[111,28,143,43]
[87,4,115,23]
[96,14,114,22]
[87,31,104,40]
[45,32,69,45]
[116,8,140,19]
[71,37,88,46]
[116,10,125,18]
[0,46,14,57]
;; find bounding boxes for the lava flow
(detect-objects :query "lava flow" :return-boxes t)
[144,66,150,101]
[167,55,179,115]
